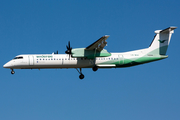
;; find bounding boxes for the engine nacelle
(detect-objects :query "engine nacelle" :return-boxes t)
[71,48,111,59]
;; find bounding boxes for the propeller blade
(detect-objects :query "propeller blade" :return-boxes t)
[65,41,72,55]
[68,41,70,48]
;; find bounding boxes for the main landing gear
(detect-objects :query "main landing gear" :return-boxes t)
[92,66,98,71]
[11,69,15,74]
[76,68,84,80]
[76,66,98,80]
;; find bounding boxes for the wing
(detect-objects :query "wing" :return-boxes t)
[86,35,109,51]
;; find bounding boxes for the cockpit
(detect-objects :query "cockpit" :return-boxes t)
[3,55,25,72]
[13,56,23,59]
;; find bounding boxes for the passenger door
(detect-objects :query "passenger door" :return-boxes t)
[28,56,34,65]
[118,55,124,65]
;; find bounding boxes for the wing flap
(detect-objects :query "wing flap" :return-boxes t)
[86,35,109,51]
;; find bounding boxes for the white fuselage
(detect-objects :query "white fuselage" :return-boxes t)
[3,46,169,70]
[4,47,166,70]
[3,53,125,69]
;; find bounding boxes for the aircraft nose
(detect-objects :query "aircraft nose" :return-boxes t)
[3,63,9,68]
[3,62,13,68]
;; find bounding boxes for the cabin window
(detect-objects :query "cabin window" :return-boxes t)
[13,56,23,59]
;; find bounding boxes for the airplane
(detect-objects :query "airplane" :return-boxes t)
[3,27,177,79]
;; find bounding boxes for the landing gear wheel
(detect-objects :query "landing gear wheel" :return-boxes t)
[11,70,15,74]
[79,74,84,79]
[76,68,85,80]
[92,66,98,71]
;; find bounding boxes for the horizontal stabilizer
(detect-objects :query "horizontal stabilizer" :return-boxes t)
[155,27,177,34]
[160,26,177,33]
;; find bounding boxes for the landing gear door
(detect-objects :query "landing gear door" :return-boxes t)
[118,54,124,65]
[28,56,34,66]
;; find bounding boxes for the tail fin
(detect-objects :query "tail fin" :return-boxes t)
[148,27,177,55]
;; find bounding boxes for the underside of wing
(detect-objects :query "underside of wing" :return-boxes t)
[86,35,109,51]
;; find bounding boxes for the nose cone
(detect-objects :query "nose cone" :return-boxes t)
[3,63,9,68]
[3,61,13,68]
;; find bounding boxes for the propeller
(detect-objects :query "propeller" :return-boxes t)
[65,41,72,58]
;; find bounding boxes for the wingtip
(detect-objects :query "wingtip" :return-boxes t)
[104,35,110,37]
[169,26,177,29]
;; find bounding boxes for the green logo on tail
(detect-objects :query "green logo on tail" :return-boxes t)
[158,39,167,43]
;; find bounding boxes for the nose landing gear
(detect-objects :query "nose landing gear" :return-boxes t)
[11,69,15,74]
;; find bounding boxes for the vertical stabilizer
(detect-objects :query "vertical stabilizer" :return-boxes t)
[148,27,177,55]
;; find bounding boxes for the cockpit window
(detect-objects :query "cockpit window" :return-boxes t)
[13,56,23,59]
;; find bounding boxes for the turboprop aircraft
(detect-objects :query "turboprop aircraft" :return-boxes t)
[3,27,177,79]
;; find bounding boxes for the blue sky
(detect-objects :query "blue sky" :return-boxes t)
[0,0,180,120]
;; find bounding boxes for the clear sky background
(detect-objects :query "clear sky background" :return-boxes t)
[0,0,180,120]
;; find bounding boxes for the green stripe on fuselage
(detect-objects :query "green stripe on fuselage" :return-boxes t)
[98,54,168,68]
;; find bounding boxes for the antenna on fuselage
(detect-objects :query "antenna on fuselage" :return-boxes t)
[52,50,58,54]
